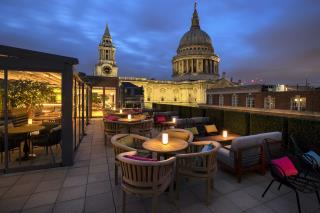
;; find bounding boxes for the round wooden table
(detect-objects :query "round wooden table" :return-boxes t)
[143,138,188,160]
[116,118,144,133]
[8,125,45,160]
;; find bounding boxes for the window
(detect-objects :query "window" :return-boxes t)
[264,96,275,109]
[291,95,306,111]
[246,94,255,108]
[147,97,150,101]
[231,94,239,107]
[218,95,224,106]
[174,97,177,102]
[161,97,164,102]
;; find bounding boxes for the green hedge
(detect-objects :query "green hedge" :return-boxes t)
[224,111,249,135]
[179,106,191,118]
[250,114,284,135]
[205,109,224,130]
[288,118,320,152]
[191,107,205,117]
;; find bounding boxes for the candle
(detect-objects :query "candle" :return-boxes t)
[172,117,176,123]
[28,118,33,125]
[222,130,228,138]
[128,114,132,120]
[162,133,169,145]
[113,107,116,111]
[119,109,123,113]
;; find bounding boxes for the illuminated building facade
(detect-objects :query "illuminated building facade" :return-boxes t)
[92,2,234,111]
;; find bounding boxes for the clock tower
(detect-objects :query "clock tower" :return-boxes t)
[94,23,118,77]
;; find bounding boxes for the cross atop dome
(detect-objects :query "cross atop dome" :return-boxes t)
[191,0,200,29]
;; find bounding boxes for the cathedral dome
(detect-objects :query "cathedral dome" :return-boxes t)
[178,29,213,50]
[177,3,214,55]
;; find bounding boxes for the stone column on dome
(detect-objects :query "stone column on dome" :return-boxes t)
[191,59,194,73]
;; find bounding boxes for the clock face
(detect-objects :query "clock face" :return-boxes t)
[103,66,112,74]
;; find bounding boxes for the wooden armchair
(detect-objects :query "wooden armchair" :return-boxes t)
[111,134,150,185]
[104,121,123,144]
[175,141,221,205]
[131,119,153,137]
[117,151,176,213]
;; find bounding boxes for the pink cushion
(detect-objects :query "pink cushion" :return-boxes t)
[105,115,118,121]
[124,155,156,161]
[271,156,298,177]
[155,115,166,123]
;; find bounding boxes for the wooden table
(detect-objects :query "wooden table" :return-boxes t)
[116,118,144,133]
[33,116,61,123]
[205,133,240,146]
[143,138,188,160]
[8,125,45,160]
[160,121,176,131]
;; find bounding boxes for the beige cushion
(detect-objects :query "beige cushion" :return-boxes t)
[185,127,199,135]
[118,136,135,148]
[204,124,218,133]
[167,131,189,141]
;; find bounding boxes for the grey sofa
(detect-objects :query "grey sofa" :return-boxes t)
[217,131,282,182]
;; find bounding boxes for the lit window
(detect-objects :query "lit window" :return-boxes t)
[231,94,239,107]
[246,94,255,108]
[218,95,224,106]
[290,95,306,111]
[264,96,275,109]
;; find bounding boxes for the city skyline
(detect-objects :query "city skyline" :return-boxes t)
[1,0,320,85]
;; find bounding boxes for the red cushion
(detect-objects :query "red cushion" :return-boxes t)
[124,155,156,161]
[155,115,166,123]
[105,115,118,121]
[271,156,298,177]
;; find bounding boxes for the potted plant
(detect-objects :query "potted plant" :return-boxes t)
[8,80,54,119]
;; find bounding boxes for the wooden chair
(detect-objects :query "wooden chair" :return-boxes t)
[111,134,150,185]
[104,121,122,144]
[158,128,194,143]
[175,141,221,205]
[117,151,176,213]
[131,119,153,137]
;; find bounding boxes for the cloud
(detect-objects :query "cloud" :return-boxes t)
[0,0,319,85]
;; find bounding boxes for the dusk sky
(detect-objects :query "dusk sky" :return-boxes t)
[1,0,320,85]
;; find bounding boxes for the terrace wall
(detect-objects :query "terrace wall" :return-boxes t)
[152,103,320,152]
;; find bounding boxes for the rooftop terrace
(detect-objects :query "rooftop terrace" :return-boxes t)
[0,119,319,213]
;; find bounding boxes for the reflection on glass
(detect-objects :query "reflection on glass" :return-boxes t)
[0,70,62,171]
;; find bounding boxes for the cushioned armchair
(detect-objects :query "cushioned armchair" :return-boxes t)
[158,128,194,143]
[175,141,221,204]
[111,134,150,185]
[217,132,282,182]
[117,151,176,213]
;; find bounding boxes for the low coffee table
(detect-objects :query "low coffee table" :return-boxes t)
[198,133,240,146]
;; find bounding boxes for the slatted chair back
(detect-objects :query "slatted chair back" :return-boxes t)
[177,141,220,176]
[104,121,119,135]
[111,134,150,157]
[117,151,176,192]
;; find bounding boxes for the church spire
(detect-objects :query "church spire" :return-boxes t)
[191,0,200,29]
[104,23,111,37]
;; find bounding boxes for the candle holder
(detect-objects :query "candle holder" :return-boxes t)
[222,130,228,138]
[172,117,176,123]
[119,109,123,114]
[128,114,132,120]
[162,133,169,145]
[28,118,33,125]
